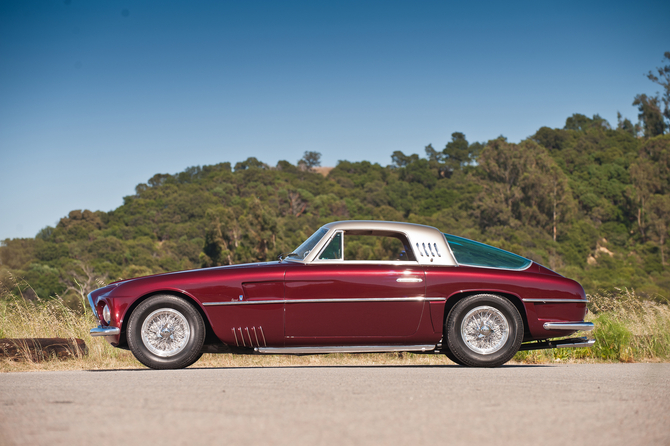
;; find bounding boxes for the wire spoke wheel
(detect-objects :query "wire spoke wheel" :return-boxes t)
[141,308,191,357]
[460,306,509,355]
[445,294,523,367]
[127,294,205,369]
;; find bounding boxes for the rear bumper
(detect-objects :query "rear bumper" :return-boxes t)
[543,321,594,331]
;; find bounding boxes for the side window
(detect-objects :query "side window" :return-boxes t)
[343,232,416,261]
[318,232,342,260]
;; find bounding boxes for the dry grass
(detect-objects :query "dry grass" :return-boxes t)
[1,277,668,372]
[515,288,670,364]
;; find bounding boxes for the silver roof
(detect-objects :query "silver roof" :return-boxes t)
[298,220,457,266]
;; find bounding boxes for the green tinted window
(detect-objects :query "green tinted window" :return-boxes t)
[319,232,342,260]
[444,234,531,270]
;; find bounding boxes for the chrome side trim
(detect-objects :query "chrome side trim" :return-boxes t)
[396,278,423,283]
[543,322,595,331]
[90,326,120,337]
[523,298,589,303]
[203,297,446,306]
[255,344,436,354]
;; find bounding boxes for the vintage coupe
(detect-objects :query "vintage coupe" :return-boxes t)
[89,220,594,369]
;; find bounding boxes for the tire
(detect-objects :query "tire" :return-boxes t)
[445,294,523,368]
[443,348,465,366]
[127,294,205,370]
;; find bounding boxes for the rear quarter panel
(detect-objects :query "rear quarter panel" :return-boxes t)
[425,263,587,340]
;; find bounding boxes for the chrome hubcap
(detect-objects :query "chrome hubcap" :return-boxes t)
[460,306,509,355]
[141,308,190,357]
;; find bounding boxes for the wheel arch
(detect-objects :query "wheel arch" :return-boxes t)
[118,291,218,348]
[442,291,531,341]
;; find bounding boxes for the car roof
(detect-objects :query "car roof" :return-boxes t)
[300,220,457,266]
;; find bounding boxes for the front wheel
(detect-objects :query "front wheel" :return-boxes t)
[445,294,523,368]
[127,294,205,370]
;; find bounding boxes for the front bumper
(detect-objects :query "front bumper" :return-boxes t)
[90,326,121,337]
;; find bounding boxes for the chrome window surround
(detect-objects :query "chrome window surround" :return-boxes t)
[314,230,344,261]
[284,221,457,266]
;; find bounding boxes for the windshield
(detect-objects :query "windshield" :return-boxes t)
[289,227,328,260]
[444,233,531,270]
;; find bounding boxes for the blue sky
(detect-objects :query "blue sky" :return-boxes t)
[1,0,669,240]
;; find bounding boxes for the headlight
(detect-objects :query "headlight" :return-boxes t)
[102,304,111,325]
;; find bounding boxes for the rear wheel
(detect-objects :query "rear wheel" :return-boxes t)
[445,294,523,368]
[127,294,205,370]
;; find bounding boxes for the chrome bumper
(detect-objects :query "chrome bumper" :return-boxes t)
[543,321,594,331]
[90,326,120,337]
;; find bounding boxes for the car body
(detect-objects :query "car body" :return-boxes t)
[89,220,594,369]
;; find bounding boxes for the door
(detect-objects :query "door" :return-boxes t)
[284,263,426,344]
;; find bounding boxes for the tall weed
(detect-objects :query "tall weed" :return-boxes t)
[516,288,670,363]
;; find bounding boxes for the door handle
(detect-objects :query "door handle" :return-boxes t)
[396,277,423,283]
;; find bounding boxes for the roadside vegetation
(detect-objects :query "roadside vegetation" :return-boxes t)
[1,275,668,372]
[2,52,670,371]
[3,54,670,302]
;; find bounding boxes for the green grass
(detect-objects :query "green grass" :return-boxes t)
[515,288,670,363]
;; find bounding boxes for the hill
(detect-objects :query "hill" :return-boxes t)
[1,114,670,303]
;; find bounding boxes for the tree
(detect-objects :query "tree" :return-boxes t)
[616,112,638,136]
[201,207,240,266]
[391,151,419,168]
[646,51,670,127]
[298,151,321,171]
[629,135,670,240]
[629,159,659,240]
[442,132,480,170]
[475,139,573,236]
[564,113,610,132]
[648,194,670,266]
[633,94,666,137]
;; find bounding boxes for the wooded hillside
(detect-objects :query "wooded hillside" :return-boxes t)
[2,54,670,303]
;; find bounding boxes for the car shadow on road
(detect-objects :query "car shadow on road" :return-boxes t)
[87,363,551,372]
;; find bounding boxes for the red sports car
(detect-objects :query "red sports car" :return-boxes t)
[89,220,594,369]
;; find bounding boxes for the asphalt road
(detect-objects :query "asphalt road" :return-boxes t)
[1,363,668,446]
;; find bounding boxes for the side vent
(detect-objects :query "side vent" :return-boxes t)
[232,326,267,347]
[416,242,441,258]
